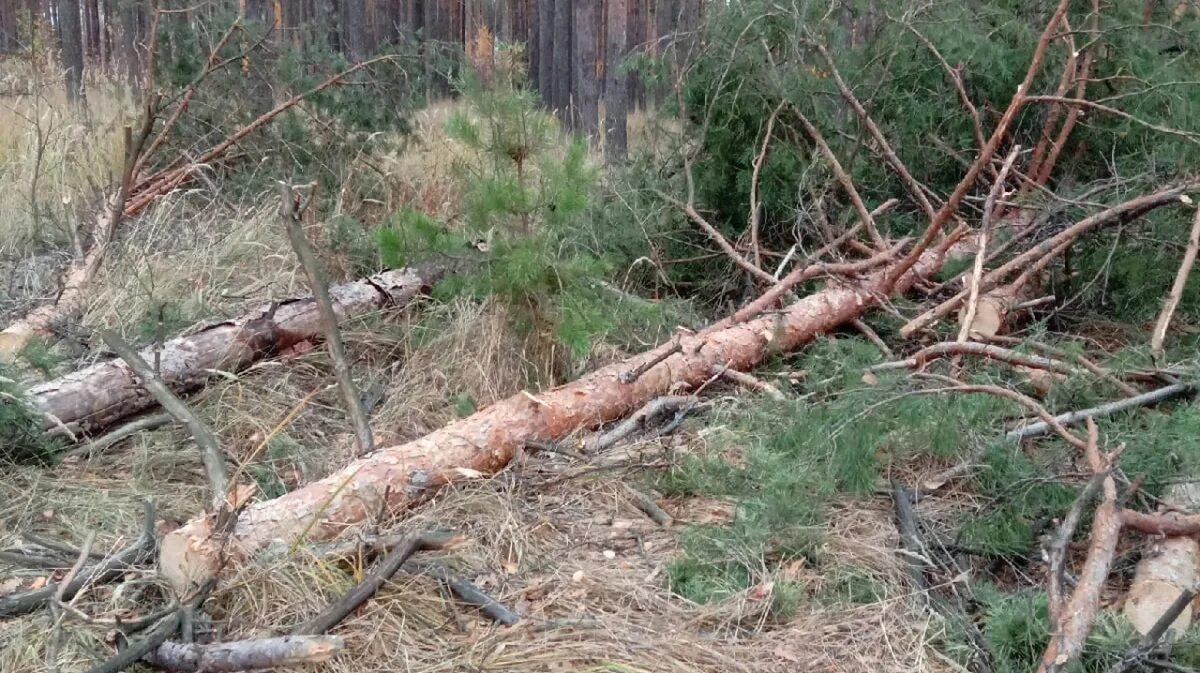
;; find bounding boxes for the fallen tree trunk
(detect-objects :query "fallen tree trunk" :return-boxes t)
[29,266,441,438]
[159,237,964,592]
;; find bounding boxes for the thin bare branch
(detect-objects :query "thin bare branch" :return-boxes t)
[1150,205,1200,358]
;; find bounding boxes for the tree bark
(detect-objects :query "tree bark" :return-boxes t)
[551,0,571,116]
[343,0,367,61]
[604,0,628,156]
[144,636,344,672]
[536,0,554,103]
[28,266,442,438]
[572,0,600,136]
[160,240,964,593]
[58,0,85,103]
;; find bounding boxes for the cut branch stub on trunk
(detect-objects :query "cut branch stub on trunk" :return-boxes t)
[30,267,441,438]
[159,241,967,593]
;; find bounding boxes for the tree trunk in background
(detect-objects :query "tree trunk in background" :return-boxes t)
[121,0,141,91]
[343,0,367,61]
[536,0,553,104]
[605,0,627,156]
[551,0,570,116]
[58,0,85,103]
[0,0,14,54]
[83,0,99,59]
[159,243,965,593]
[572,0,598,135]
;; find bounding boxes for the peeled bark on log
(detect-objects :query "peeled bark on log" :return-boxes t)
[1123,482,1200,638]
[29,266,441,437]
[144,635,344,672]
[159,240,964,593]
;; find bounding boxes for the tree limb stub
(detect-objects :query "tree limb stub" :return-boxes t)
[29,267,441,438]
[159,244,963,592]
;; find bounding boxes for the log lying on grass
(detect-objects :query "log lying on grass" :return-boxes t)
[29,266,441,437]
[159,237,964,592]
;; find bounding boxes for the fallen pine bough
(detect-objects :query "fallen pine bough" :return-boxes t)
[28,265,441,438]
[159,236,965,592]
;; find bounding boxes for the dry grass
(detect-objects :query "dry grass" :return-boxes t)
[0,71,946,673]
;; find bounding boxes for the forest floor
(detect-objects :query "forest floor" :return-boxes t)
[0,95,947,673]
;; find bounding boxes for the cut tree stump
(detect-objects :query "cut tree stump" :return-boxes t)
[160,239,964,592]
[29,266,441,437]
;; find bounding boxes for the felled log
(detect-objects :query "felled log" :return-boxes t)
[143,636,344,672]
[1123,482,1200,638]
[159,238,964,592]
[28,266,441,437]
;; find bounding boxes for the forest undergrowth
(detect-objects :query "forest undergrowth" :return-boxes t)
[4,2,1200,672]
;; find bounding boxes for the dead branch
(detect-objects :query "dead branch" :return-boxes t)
[792,107,887,248]
[656,189,777,284]
[871,342,1079,376]
[587,396,698,453]
[1109,588,1198,673]
[748,103,786,267]
[730,237,908,325]
[99,330,229,509]
[293,531,459,635]
[405,561,521,626]
[126,56,395,214]
[1007,382,1195,442]
[1026,95,1200,144]
[881,0,1074,294]
[900,180,1200,337]
[279,183,374,456]
[1026,15,1078,187]
[851,319,893,358]
[919,375,1089,451]
[1031,3,1099,187]
[958,148,1022,346]
[712,364,786,401]
[985,336,1141,397]
[902,23,988,162]
[0,501,155,618]
[620,341,682,384]
[1039,419,1121,673]
[144,635,344,672]
[624,485,674,526]
[62,411,174,460]
[1151,205,1200,358]
[811,41,939,221]
[1121,509,1200,536]
[1045,472,1106,621]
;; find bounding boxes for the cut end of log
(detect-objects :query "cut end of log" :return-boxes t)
[1123,534,1199,638]
[160,518,221,594]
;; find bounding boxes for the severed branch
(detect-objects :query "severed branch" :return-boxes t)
[985,335,1141,398]
[405,561,521,626]
[880,0,1074,294]
[1039,419,1122,673]
[748,102,786,268]
[958,148,1021,345]
[279,183,374,456]
[292,531,459,635]
[791,107,887,248]
[656,189,777,284]
[900,181,1200,337]
[870,341,1080,376]
[586,396,698,454]
[99,330,229,510]
[1150,204,1200,359]
[712,364,786,401]
[1007,382,1195,442]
